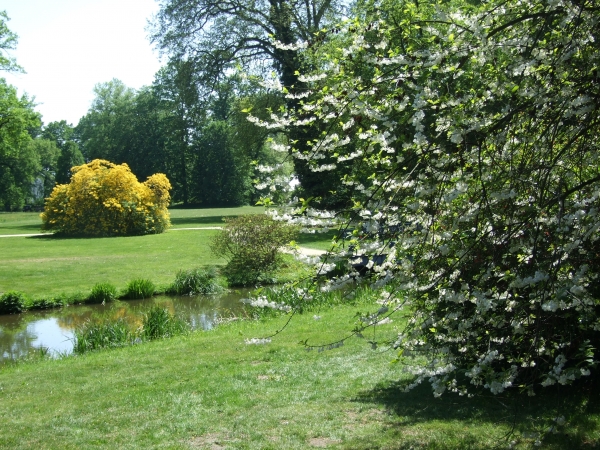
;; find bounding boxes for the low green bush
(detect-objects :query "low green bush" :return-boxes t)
[211,214,298,286]
[167,267,225,295]
[87,282,118,304]
[28,297,67,311]
[0,291,28,314]
[123,279,155,299]
[142,306,189,340]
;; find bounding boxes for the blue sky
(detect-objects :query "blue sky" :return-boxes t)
[2,0,163,126]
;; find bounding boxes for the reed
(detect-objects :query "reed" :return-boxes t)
[87,282,118,304]
[122,278,156,299]
[73,318,134,353]
[167,266,225,295]
[141,306,189,340]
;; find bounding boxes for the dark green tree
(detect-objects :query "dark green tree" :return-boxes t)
[191,120,251,206]
[76,79,136,163]
[153,60,202,205]
[55,141,84,184]
[123,86,169,181]
[0,79,41,210]
[150,0,347,203]
[27,138,60,198]
[42,120,75,149]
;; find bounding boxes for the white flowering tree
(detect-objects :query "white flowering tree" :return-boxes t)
[249,0,600,396]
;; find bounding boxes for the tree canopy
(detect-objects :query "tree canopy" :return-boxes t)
[150,0,350,201]
[252,0,600,396]
[150,0,345,84]
[0,79,41,210]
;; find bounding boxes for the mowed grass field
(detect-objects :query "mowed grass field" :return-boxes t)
[2,297,599,450]
[0,206,330,298]
[2,209,600,449]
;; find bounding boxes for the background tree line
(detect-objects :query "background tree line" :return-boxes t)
[2,0,352,211]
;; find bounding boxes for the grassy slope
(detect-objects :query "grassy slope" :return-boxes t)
[1,302,598,449]
[0,231,222,297]
[0,207,326,297]
[3,208,598,449]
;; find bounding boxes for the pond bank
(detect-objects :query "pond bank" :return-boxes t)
[0,290,250,363]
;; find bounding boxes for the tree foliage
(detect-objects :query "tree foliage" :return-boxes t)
[27,138,60,199]
[41,159,172,237]
[0,11,22,73]
[253,0,600,396]
[76,79,137,163]
[0,78,41,210]
[150,0,349,201]
[74,70,273,207]
[150,0,344,83]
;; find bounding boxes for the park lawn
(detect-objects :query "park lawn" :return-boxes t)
[0,230,222,298]
[0,212,45,235]
[169,205,264,228]
[1,299,598,449]
[0,207,329,298]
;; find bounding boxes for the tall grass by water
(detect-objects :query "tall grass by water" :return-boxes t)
[87,282,118,304]
[73,317,133,353]
[167,266,225,295]
[73,305,189,354]
[122,278,156,299]
[141,306,189,340]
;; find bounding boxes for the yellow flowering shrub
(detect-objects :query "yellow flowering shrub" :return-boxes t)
[41,159,172,236]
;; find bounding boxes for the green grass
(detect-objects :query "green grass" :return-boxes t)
[0,211,46,235]
[0,206,264,235]
[1,299,598,449]
[0,207,331,299]
[0,230,222,297]
[169,205,264,228]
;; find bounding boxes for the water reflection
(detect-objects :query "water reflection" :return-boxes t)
[0,290,250,363]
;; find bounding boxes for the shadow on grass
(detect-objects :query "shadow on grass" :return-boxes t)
[170,216,226,227]
[1,224,44,233]
[351,377,600,449]
[26,233,148,241]
[296,230,337,246]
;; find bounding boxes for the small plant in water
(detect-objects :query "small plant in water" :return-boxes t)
[123,278,155,299]
[168,266,225,295]
[88,282,118,304]
[142,306,189,340]
[73,317,134,353]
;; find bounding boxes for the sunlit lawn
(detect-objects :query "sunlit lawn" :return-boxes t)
[1,297,598,449]
[0,206,264,235]
[2,210,600,449]
[0,207,329,298]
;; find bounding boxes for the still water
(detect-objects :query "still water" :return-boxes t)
[0,290,250,363]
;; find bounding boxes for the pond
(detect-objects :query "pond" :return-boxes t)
[0,290,251,364]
